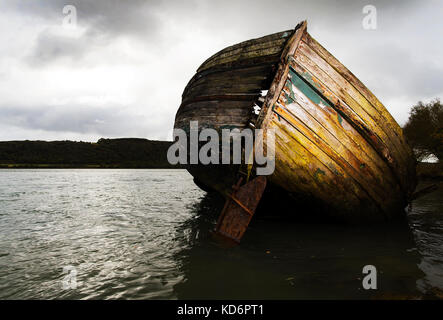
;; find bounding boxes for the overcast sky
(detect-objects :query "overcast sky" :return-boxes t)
[0,0,441,142]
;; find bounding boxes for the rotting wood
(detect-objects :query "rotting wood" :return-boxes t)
[214,176,267,243]
[173,20,417,226]
[256,21,307,130]
[198,30,292,72]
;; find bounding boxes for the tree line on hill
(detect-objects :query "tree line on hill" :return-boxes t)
[0,138,180,168]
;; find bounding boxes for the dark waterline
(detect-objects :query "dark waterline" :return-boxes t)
[0,169,441,299]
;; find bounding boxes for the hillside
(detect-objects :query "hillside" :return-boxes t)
[0,138,179,168]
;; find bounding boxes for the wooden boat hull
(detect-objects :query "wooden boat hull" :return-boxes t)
[174,22,416,222]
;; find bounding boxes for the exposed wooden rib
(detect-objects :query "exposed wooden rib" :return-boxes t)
[257,21,307,130]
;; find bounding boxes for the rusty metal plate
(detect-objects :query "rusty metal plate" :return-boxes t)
[214,176,267,243]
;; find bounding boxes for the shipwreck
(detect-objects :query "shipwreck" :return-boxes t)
[173,21,417,242]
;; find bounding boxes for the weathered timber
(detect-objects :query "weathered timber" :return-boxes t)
[173,20,416,224]
[198,30,292,72]
[214,176,267,242]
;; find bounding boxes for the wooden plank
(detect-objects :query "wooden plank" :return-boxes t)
[185,77,268,95]
[279,74,400,193]
[256,21,307,130]
[185,64,273,90]
[177,110,251,122]
[183,68,272,98]
[290,50,409,193]
[192,64,273,81]
[296,41,409,167]
[214,176,267,243]
[175,99,253,131]
[199,46,284,72]
[184,82,263,100]
[179,94,257,111]
[198,30,292,72]
[269,114,387,220]
[286,62,398,179]
[273,99,396,215]
[177,99,253,116]
[175,118,248,131]
[201,38,287,67]
[280,74,387,176]
[304,33,407,144]
[304,33,416,195]
[182,60,275,97]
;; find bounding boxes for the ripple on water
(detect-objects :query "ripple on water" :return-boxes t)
[0,170,442,299]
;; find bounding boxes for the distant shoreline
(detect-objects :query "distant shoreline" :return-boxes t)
[1,162,441,181]
[0,138,182,169]
[1,139,441,180]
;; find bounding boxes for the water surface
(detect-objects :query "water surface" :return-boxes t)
[0,169,441,299]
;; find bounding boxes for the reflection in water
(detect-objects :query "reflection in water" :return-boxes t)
[0,170,441,299]
[174,193,428,299]
[0,169,205,299]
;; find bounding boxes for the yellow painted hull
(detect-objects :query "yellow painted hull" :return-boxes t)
[174,21,417,222]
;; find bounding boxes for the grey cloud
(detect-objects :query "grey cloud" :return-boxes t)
[0,104,161,138]
[26,29,95,66]
[20,0,164,66]
[366,45,443,98]
[17,0,425,67]
[0,0,441,141]
[2,0,163,37]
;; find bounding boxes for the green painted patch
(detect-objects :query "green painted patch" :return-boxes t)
[288,67,332,108]
[314,168,326,181]
[337,113,343,126]
[284,79,294,101]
